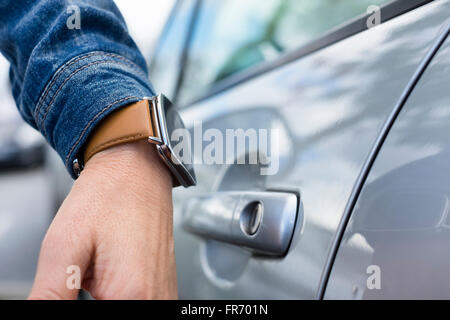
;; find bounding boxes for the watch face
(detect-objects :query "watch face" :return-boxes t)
[156,94,196,187]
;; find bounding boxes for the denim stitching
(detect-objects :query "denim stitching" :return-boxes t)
[40,59,137,135]
[39,59,146,137]
[34,51,147,123]
[65,95,140,167]
[34,52,101,122]
[35,51,146,121]
[34,53,96,122]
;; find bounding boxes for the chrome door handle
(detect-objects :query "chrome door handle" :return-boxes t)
[182,191,300,256]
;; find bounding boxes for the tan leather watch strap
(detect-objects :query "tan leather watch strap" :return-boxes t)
[83,99,157,163]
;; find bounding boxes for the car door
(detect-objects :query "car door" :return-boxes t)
[324,23,450,299]
[149,0,450,299]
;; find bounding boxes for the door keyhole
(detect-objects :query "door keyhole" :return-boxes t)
[240,201,263,236]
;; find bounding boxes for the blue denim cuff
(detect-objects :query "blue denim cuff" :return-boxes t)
[33,51,155,178]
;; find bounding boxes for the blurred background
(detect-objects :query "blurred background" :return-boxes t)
[0,0,175,299]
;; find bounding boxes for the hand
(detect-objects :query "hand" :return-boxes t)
[28,141,177,299]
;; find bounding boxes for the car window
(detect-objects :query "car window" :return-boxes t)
[148,0,197,101]
[176,0,390,106]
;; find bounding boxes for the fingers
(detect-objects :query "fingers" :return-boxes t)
[81,212,178,300]
[28,217,93,300]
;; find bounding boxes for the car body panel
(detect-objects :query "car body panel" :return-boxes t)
[0,168,52,299]
[324,32,450,299]
[171,1,450,299]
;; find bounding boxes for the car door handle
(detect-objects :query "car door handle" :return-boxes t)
[182,191,300,256]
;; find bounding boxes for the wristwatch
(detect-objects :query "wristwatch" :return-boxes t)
[72,94,196,188]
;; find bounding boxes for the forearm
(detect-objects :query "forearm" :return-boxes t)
[0,0,154,177]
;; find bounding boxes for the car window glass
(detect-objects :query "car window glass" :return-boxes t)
[148,0,196,101]
[177,0,390,105]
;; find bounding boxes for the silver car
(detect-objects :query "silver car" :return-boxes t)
[48,0,450,299]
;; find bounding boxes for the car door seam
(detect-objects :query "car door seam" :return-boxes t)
[316,22,450,300]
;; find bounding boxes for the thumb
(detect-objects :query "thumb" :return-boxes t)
[28,226,93,300]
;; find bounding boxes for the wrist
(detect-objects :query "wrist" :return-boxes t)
[77,95,195,188]
[79,141,173,201]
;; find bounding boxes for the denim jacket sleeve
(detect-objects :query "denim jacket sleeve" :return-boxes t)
[0,0,155,177]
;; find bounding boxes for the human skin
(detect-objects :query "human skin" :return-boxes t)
[28,140,177,299]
